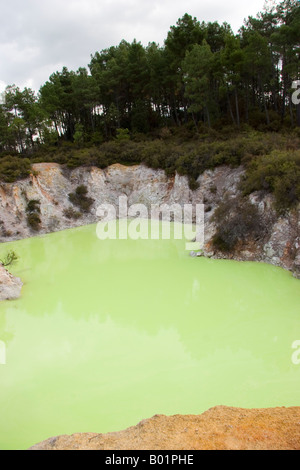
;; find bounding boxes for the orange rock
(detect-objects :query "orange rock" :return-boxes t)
[29,406,300,450]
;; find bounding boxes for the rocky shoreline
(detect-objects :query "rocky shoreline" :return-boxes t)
[0,264,23,301]
[29,405,300,450]
[0,162,299,281]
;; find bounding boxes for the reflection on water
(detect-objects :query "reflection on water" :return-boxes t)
[0,222,299,449]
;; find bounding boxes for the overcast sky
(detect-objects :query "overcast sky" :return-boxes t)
[0,0,276,94]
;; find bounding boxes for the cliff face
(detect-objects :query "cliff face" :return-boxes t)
[0,162,299,278]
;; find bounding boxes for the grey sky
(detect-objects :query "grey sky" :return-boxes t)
[0,0,274,94]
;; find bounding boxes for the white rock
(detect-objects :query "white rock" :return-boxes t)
[0,265,23,301]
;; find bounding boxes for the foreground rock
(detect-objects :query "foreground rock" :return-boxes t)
[29,406,300,450]
[0,265,23,301]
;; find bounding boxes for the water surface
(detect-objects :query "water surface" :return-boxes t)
[0,222,299,449]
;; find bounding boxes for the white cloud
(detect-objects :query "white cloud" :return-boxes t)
[0,0,276,93]
[0,81,6,95]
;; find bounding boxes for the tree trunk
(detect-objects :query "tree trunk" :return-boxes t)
[289,95,294,127]
[296,103,300,127]
[29,128,34,148]
[270,44,278,112]
[227,93,236,125]
[234,88,240,128]
[172,96,181,126]
[281,47,287,123]
[206,105,211,128]
[191,112,198,132]
[245,81,249,123]
[259,75,270,126]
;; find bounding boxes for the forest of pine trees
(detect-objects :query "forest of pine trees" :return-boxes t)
[0,0,299,154]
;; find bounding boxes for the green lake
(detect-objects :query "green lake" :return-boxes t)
[0,221,299,450]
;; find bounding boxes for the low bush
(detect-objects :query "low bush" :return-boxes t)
[27,212,41,231]
[0,156,31,182]
[68,185,94,213]
[63,207,82,219]
[115,128,130,141]
[26,199,41,214]
[66,149,93,169]
[240,150,300,213]
[26,199,41,231]
[212,196,265,252]
[0,220,12,237]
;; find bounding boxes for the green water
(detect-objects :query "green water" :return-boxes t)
[0,221,299,450]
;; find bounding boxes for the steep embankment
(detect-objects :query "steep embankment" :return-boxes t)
[0,162,299,278]
[29,406,300,450]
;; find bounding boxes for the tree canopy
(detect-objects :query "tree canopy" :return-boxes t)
[0,0,299,154]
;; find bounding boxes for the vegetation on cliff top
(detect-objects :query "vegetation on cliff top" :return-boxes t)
[0,0,299,211]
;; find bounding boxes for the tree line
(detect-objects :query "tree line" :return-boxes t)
[0,0,299,154]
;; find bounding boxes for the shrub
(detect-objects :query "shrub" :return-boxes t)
[0,250,18,267]
[0,220,12,237]
[68,185,94,213]
[240,150,300,212]
[73,123,84,147]
[26,199,41,231]
[188,177,199,191]
[115,128,130,141]
[0,156,31,182]
[66,149,93,169]
[96,152,110,169]
[26,199,41,214]
[27,212,41,231]
[63,207,82,219]
[212,196,264,252]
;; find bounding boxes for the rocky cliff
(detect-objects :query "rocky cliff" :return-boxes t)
[0,162,299,278]
[29,405,300,450]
